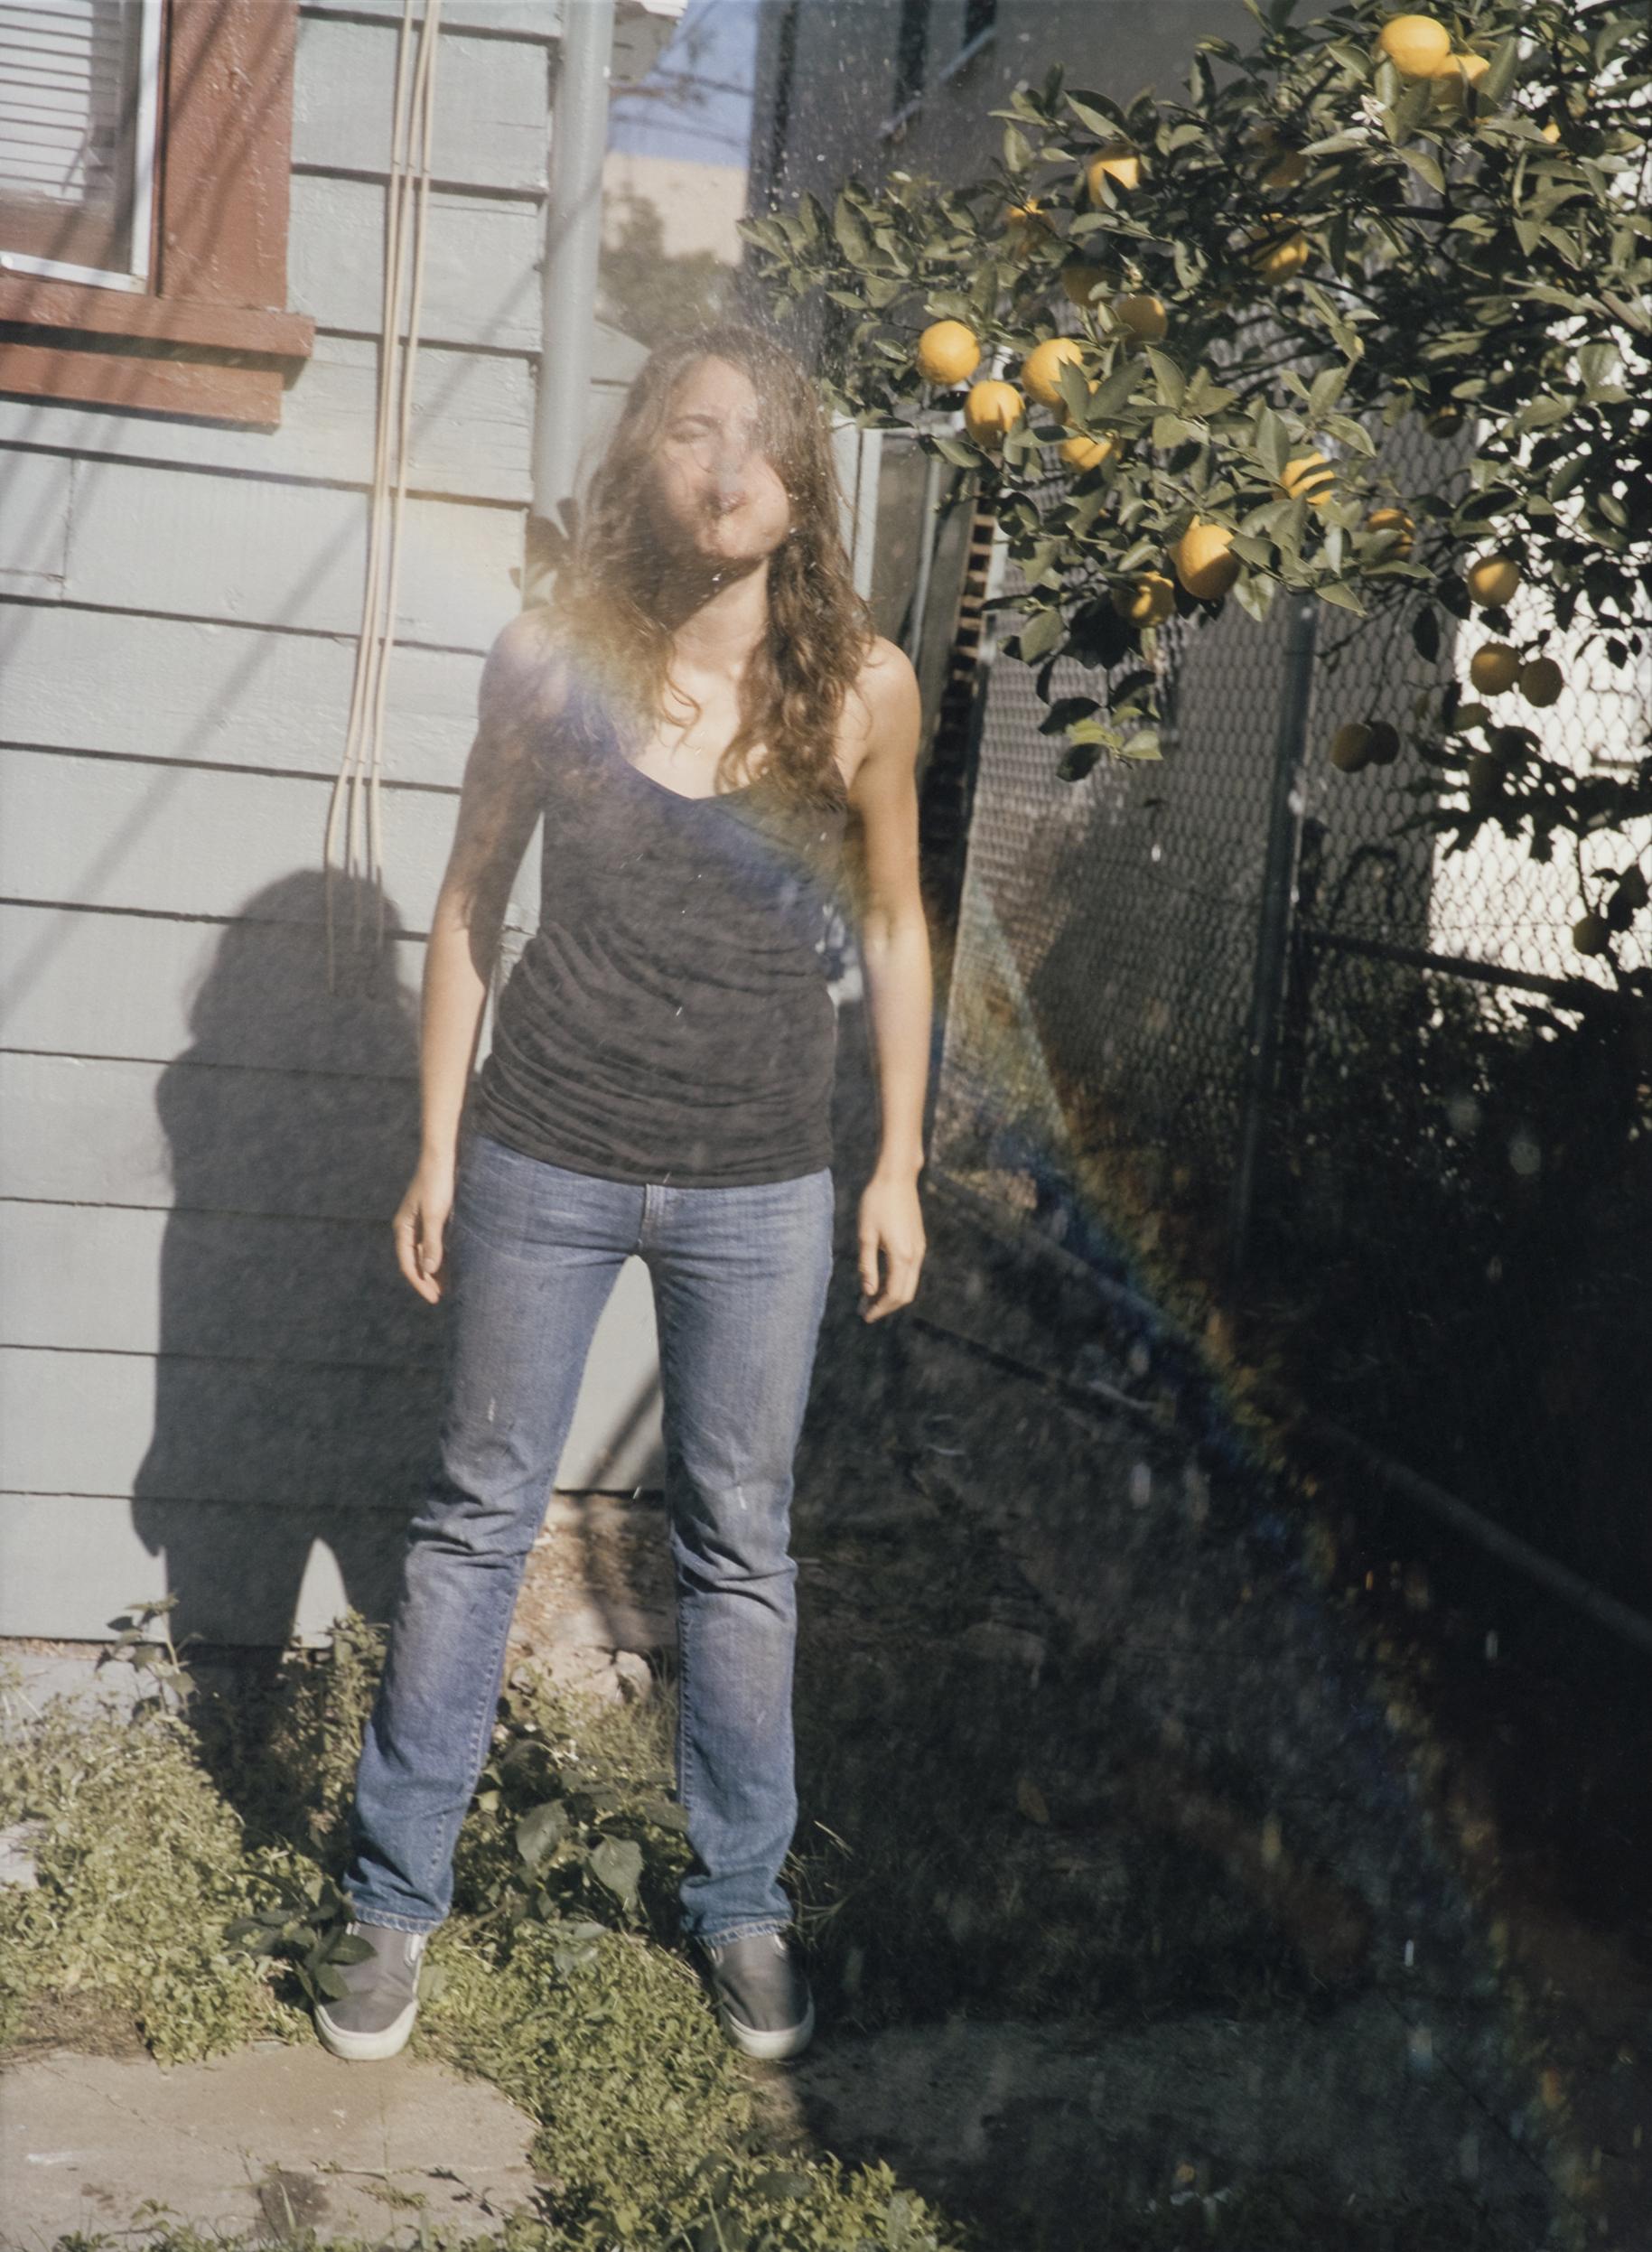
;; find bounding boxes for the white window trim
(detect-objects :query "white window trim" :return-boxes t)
[0,0,163,294]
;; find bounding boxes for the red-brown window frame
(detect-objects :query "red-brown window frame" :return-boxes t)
[0,0,313,425]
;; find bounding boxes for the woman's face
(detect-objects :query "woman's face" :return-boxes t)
[647,356,794,571]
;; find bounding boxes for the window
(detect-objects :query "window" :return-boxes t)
[0,0,163,291]
[0,0,313,424]
[893,0,930,116]
[887,0,995,134]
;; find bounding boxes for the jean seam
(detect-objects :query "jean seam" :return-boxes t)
[441,1603,514,1897]
[342,1900,441,1937]
[701,1918,791,1948]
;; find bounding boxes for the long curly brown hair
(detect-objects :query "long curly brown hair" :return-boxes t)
[542,325,874,808]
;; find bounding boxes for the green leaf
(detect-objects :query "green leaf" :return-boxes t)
[833,195,870,264]
[1145,348,1185,409]
[1481,33,1522,107]
[1255,406,1291,480]
[1411,605,1441,663]
[1014,607,1065,662]
[589,1836,644,1907]
[516,1799,569,1871]
[1315,581,1367,615]
[1065,91,1126,137]
[1308,364,1349,420]
[1059,739,1105,781]
[1040,696,1101,735]
[1003,122,1031,175]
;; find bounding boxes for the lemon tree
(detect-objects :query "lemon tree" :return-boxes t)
[742,0,1650,958]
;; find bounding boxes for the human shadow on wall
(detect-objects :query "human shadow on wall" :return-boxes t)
[131,872,437,1670]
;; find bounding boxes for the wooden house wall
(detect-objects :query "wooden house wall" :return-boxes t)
[0,0,658,1645]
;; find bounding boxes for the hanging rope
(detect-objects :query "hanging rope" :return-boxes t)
[324,0,443,990]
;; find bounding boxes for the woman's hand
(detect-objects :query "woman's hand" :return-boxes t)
[394,1154,456,1304]
[858,1169,926,1322]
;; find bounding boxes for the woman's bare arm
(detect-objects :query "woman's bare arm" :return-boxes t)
[394,609,565,1302]
[845,637,932,1322]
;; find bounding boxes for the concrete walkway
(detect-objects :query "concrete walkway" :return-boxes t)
[2,2044,540,2248]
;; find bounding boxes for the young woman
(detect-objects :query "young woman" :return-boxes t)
[316,327,931,2067]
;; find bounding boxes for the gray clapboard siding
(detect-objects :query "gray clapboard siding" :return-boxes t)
[289,174,542,351]
[0,450,72,593]
[0,1491,408,1645]
[59,457,520,647]
[2,750,456,927]
[0,335,646,508]
[300,0,561,36]
[2,1052,422,1217]
[2,1249,664,1507]
[1,607,481,780]
[0,906,426,1073]
[293,14,549,192]
[2,1202,436,1368]
[0,341,537,504]
[0,1346,437,1506]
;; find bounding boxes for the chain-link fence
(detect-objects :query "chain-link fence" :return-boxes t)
[929,430,1652,1612]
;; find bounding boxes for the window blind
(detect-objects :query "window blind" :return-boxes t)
[0,0,160,289]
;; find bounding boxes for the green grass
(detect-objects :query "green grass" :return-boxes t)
[0,1639,961,2251]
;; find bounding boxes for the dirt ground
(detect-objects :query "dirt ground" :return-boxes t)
[492,1014,1650,2250]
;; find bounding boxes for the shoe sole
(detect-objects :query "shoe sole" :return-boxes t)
[718,1993,815,2061]
[314,1996,419,2062]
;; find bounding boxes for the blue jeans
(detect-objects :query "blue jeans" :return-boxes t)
[344,1127,836,1946]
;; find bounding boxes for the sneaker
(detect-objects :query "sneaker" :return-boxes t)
[700,1930,815,2060]
[313,1921,426,2062]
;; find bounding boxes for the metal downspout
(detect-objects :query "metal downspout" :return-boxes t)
[529,0,616,593]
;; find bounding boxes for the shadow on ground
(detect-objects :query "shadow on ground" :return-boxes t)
[742,999,1571,2250]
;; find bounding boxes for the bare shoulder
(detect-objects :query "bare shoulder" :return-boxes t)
[479,604,571,736]
[844,636,921,790]
[854,633,919,715]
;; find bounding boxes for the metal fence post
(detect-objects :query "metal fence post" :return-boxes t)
[1227,590,1320,1290]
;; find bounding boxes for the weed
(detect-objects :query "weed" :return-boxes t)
[0,1626,962,2249]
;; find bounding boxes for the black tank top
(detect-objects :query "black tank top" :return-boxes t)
[470,697,849,1187]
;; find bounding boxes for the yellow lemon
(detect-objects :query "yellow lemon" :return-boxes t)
[1367,721,1401,766]
[1572,911,1610,956]
[1433,51,1489,108]
[1519,655,1563,707]
[1424,402,1466,435]
[1278,452,1336,508]
[1112,572,1174,625]
[1061,261,1110,308]
[1377,14,1454,79]
[1005,199,1054,255]
[1061,431,1117,473]
[1367,506,1415,557]
[915,320,981,387]
[963,378,1024,445]
[1251,125,1309,192]
[1248,225,1311,282]
[1466,552,1522,607]
[1172,519,1240,602]
[1022,335,1086,409]
[1085,144,1141,199]
[1469,643,1521,695]
[1114,292,1169,341]
[1329,723,1374,772]
[1538,119,1562,143]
